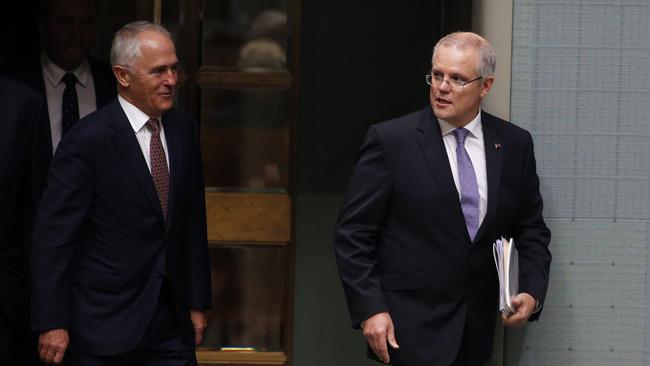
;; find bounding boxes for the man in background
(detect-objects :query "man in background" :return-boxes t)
[8,0,115,164]
[335,32,551,365]
[0,75,43,365]
[32,21,211,365]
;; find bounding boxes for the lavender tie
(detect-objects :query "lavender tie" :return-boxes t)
[453,128,480,241]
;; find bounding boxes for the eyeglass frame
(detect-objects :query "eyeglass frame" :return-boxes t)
[425,72,483,90]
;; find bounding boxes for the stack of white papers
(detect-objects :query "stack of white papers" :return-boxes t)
[492,237,519,315]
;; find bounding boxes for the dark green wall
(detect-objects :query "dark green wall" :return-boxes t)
[292,1,471,365]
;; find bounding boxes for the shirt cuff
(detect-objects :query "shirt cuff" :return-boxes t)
[532,298,542,314]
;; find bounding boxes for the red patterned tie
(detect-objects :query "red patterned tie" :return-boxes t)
[147,118,169,220]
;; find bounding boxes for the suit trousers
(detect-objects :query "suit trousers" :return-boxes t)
[64,279,196,366]
[450,322,469,366]
[389,322,480,366]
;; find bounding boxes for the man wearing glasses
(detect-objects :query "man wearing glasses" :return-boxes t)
[335,32,551,365]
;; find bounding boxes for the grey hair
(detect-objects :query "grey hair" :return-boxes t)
[432,32,496,78]
[110,21,173,67]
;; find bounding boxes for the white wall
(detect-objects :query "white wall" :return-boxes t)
[472,0,513,121]
[472,1,513,365]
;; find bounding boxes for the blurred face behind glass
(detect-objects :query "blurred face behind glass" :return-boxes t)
[120,31,179,117]
[41,0,96,71]
[429,44,493,127]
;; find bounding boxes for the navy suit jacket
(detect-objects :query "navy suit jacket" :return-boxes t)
[335,106,551,366]
[0,76,43,334]
[31,100,211,355]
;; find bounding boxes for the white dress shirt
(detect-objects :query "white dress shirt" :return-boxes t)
[41,51,97,152]
[118,95,170,173]
[438,111,488,227]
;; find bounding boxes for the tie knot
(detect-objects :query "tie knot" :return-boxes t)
[62,72,77,87]
[453,128,470,145]
[147,118,160,134]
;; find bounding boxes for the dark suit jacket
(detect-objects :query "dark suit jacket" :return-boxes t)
[31,100,211,355]
[0,76,43,335]
[5,56,116,165]
[335,106,551,366]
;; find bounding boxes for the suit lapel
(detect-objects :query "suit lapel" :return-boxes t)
[108,101,165,221]
[162,111,182,230]
[474,111,503,243]
[415,106,468,239]
[34,70,55,159]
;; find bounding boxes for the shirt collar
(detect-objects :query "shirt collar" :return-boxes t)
[118,95,162,133]
[438,110,483,139]
[40,51,91,88]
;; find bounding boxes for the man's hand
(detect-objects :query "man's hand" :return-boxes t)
[363,312,399,364]
[190,310,207,345]
[502,292,537,327]
[38,328,69,364]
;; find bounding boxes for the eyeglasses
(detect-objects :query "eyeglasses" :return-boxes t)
[426,73,483,90]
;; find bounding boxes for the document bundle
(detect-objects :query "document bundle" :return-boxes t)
[492,237,518,315]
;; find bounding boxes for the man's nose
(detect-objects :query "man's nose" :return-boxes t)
[67,22,81,40]
[437,78,451,92]
[163,69,178,85]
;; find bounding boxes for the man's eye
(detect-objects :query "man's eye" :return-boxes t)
[56,17,74,25]
[81,17,95,26]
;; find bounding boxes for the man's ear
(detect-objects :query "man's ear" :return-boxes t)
[479,76,495,98]
[113,65,130,87]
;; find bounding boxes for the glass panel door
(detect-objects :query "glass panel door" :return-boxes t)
[160,0,297,364]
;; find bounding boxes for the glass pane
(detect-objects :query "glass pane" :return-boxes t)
[202,0,288,69]
[201,88,290,192]
[201,246,286,351]
[161,0,189,112]
[161,0,184,38]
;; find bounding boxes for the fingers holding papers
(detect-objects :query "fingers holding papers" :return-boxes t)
[502,292,536,327]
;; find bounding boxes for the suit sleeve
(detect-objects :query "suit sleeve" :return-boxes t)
[31,131,94,331]
[19,90,43,269]
[183,117,212,310]
[513,132,552,320]
[334,125,392,328]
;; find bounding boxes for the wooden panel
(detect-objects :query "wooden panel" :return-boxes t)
[196,68,293,90]
[197,351,286,365]
[205,192,290,243]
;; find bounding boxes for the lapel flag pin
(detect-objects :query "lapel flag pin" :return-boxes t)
[495,143,501,149]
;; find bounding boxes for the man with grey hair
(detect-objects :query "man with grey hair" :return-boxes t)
[335,32,551,365]
[31,21,211,365]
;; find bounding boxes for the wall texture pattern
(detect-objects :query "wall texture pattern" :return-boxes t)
[509,1,650,365]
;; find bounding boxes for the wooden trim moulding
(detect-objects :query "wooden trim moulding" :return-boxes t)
[197,351,286,365]
[196,68,293,90]
[205,192,291,243]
